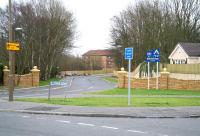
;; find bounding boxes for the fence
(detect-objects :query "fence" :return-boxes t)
[164,64,200,74]
[60,69,114,77]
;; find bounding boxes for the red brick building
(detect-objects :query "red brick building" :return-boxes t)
[83,49,115,70]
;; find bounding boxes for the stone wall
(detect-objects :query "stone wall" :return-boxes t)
[118,70,200,90]
[60,69,114,77]
[3,66,40,87]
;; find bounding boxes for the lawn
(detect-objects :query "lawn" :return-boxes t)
[39,77,62,86]
[103,77,118,83]
[90,88,200,96]
[17,97,200,107]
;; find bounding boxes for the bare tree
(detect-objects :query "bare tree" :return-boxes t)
[0,0,76,80]
[110,0,200,69]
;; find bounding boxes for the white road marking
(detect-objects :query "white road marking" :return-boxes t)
[101,126,119,130]
[88,86,94,89]
[66,89,83,93]
[69,77,73,87]
[127,130,146,134]
[56,120,71,123]
[22,116,30,118]
[77,123,95,127]
[37,117,46,120]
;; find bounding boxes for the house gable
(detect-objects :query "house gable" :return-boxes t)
[168,43,189,60]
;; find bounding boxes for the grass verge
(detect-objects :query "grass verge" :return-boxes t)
[17,97,200,107]
[89,88,200,96]
[39,77,62,86]
[103,77,118,83]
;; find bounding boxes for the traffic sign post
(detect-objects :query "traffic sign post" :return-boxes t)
[156,61,159,89]
[148,62,150,90]
[125,47,133,106]
[48,81,67,100]
[146,49,160,90]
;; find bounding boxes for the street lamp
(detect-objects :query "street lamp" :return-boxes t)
[14,27,23,42]
[15,28,22,31]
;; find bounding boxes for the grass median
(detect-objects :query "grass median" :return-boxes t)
[17,88,200,107]
[17,97,200,107]
[103,77,118,83]
[89,88,200,96]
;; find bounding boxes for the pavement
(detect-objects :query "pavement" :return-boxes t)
[0,99,200,118]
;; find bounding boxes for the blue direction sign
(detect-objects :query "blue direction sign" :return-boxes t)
[50,81,67,86]
[146,49,160,62]
[125,47,133,60]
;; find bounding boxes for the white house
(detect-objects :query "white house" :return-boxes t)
[168,43,200,64]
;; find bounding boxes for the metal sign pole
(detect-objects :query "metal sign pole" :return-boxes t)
[125,47,133,106]
[128,59,131,106]
[48,83,51,100]
[156,62,159,90]
[148,62,150,90]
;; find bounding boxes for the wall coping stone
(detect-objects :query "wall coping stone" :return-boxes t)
[3,66,10,72]
[31,66,40,72]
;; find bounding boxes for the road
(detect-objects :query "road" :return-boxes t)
[0,112,200,136]
[1,74,200,136]
[0,74,117,99]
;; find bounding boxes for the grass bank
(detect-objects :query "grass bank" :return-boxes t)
[39,77,62,86]
[17,97,200,107]
[89,88,200,96]
[103,77,118,83]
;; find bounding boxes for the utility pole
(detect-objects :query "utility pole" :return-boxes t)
[8,0,15,101]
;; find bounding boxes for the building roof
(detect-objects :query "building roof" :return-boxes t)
[83,49,114,56]
[179,42,200,57]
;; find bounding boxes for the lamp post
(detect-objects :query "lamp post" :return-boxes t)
[15,28,22,31]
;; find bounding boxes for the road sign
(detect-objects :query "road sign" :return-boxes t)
[50,81,67,86]
[60,81,67,86]
[146,49,160,90]
[6,42,20,51]
[146,49,160,62]
[125,47,133,60]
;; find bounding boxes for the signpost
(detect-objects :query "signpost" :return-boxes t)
[146,49,160,90]
[125,47,133,106]
[48,81,67,100]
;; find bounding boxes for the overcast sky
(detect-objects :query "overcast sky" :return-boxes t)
[0,0,134,56]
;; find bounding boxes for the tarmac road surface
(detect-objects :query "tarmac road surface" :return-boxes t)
[1,112,200,136]
[0,74,117,99]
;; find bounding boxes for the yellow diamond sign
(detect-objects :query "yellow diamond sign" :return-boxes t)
[6,42,20,51]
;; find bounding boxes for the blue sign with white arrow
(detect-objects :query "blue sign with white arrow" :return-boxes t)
[146,49,160,62]
[125,47,133,60]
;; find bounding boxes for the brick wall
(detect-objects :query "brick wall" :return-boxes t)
[3,66,40,87]
[118,71,200,90]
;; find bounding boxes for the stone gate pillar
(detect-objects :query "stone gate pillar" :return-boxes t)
[31,66,40,86]
[160,68,170,90]
[117,67,127,88]
[3,66,10,86]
